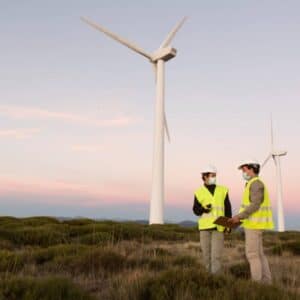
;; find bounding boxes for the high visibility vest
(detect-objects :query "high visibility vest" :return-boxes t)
[194,185,228,232]
[239,177,274,230]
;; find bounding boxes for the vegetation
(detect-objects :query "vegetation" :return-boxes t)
[0,216,299,299]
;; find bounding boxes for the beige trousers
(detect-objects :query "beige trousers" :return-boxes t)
[200,230,224,274]
[245,229,272,283]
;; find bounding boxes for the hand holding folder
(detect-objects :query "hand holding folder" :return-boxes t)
[213,216,242,229]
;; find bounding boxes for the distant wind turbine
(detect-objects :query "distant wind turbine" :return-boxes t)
[261,116,287,232]
[81,16,187,224]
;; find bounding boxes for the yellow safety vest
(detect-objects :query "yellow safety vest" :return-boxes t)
[239,177,274,230]
[194,185,228,232]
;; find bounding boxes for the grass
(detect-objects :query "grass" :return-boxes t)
[0,216,299,299]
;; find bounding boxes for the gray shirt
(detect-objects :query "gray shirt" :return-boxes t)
[237,177,264,220]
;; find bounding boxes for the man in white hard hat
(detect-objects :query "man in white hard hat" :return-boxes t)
[229,159,274,283]
[193,165,232,274]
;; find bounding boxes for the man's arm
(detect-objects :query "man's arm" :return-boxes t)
[193,196,205,216]
[236,180,264,219]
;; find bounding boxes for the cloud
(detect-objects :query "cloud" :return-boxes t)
[0,128,41,139]
[0,176,148,206]
[0,105,139,127]
[71,144,103,153]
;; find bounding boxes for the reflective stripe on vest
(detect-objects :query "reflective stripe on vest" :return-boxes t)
[239,177,274,230]
[194,185,228,232]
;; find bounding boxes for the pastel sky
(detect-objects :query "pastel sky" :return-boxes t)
[1,1,299,229]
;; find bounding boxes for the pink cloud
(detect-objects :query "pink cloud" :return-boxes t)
[0,128,41,139]
[0,105,139,127]
[0,176,148,206]
[71,144,103,153]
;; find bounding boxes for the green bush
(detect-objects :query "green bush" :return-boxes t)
[0,225,68,247]
[269,241,300,256]
[228,262,251,279]
[143,247,171,257]
[78,232,111,245]
[49,248,126,275]
[278,231,300,241]
[0,250,24,273]
[30,244,89,265]
[173,255,198,268]
[62,218,97,226]
[0,276,95,300]
[284,241,300,255]
[108,266,299,300]
[270,245,283,256]
[21,217,60,226]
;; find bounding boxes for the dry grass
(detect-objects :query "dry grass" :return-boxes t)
[0,217,299,299]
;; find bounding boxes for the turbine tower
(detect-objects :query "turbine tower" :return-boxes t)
[261,116,287,232]
[81,16,187,224]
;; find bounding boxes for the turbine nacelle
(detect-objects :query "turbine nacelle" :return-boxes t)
[151,47,177,62]
[272,150,287,157]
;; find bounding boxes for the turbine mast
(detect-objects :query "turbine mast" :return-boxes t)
[149,59,165,224]
[275,156,285,232]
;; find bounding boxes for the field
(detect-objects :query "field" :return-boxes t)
[0,216,299,300]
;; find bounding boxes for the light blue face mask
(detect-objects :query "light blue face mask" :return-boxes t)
[242,172,251,181]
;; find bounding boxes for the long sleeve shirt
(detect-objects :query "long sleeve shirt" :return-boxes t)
[236,177,264,220]
[193,184,232,218]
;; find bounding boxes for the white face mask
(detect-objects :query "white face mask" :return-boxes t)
[208,177,216,185]
[242,172,251,181]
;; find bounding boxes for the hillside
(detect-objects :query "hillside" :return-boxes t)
[0,216,299,299]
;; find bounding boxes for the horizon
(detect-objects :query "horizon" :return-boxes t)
[1,1,299,230]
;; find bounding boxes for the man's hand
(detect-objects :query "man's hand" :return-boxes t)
[224,227,231,234]
[228,216,241,224]
[203,204,212,213]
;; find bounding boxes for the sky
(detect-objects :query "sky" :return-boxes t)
[0,1,299,230]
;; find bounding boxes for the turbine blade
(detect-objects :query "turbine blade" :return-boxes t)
[81,17,152,60]
[164,113,171,143]
[261,154,272,168]
[160,16,187,48]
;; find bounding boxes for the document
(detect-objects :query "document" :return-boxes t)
[213,216,242,229]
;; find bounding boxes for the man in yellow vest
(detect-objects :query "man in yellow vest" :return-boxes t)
[229,159,273,283]
[193,165,232,274]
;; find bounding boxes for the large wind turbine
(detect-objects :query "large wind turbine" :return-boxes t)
[81,16,187,224]
[261,116,287,232]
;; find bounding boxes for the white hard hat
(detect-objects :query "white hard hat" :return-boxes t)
[201,164,217,174]
[238,158,260,170]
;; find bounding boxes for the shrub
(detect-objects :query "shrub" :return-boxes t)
[21,217,60,226]
[173,255,199,268]
[50,248,126,275]
[0,250,24,273]
[62,218,97,226]
[0,276,95,300]
[30,244,89,265]
[284,241,300,255]
[78,232,111,245]
[108,266,299,300]
[228,262,251,279]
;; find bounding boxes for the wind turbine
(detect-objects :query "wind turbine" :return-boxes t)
[261,116,287,232]
[81,16,187,224]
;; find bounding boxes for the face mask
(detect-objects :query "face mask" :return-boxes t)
[242,172,251,181]
[208,177,216,185]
